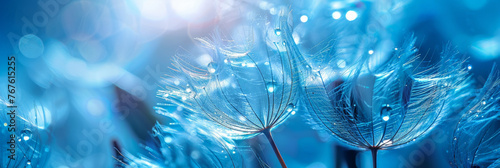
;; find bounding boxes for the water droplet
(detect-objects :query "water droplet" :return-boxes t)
[208,62,218,73]
[266,82,276,93]
[394,48,398,51]
[332,11,341,19]
[345,10,358,21]
[300,15,308,23]
[380,104,392,122]
[467,64,472,70]
[232,151,236,154]
[282,41,286,46]
[3,123,6,127]
[21,129,32,141]
[164,136,172,143]
[382,116,390,121]
[368,50,374,55]
[275,29,282,36]
[286,103,295,112]
[291,111,296,115]
[454,137,457,140]
[482,101,486,105]
[185,88,192,93]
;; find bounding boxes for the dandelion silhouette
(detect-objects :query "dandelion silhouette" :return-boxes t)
[450,64,500,168]
[157,15,300,168]
[303,36,472,167]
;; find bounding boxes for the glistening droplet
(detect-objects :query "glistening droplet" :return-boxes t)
[380,104,392,121]
[21,129,32,141]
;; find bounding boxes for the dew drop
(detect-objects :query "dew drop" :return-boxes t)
[164,136,172,143]
[381,104,392,122]
[208,62,218,73]
[467,64,472,70]
[382,116,390,121]
[345,10,358,21]
[332,11,341,19]
[266,82,277,93]
[21,129,32,141]
[275,29,282,36]
[300,15,308,23]
[286,103,295,112]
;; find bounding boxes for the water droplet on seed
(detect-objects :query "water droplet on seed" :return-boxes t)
[21,129,32,141]
[208,62,218,73]
[286,103,295,112]
[274,29,282,36]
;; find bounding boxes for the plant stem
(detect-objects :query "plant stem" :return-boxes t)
[370,148,378,168]
[263,129,287,168]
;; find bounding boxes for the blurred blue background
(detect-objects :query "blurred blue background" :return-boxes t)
[1,0,499,167]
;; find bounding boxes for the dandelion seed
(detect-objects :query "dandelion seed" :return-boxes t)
[450,64,500,167]
[304,36,473,168]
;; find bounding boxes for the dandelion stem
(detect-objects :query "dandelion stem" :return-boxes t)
[370,147,379,168]
[263,129,287,168]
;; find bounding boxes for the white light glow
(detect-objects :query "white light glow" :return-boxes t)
[140,0,168,21]
[300,15,308,23]
[332,11,341,19]
[345,10,358,21]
